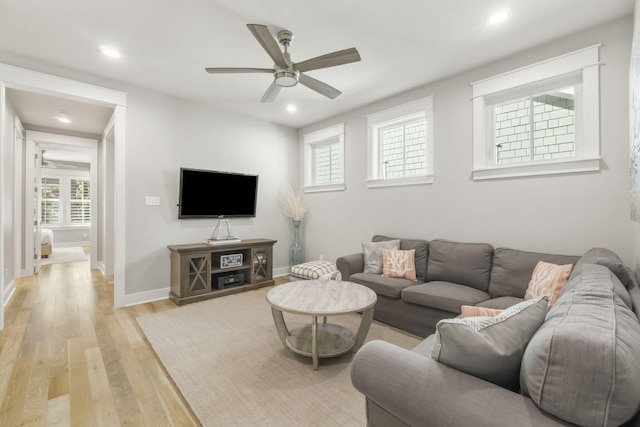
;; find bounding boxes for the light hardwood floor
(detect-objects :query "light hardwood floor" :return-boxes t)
[0,258,288,426]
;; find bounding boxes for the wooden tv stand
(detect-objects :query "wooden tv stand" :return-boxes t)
[168,238,277,306]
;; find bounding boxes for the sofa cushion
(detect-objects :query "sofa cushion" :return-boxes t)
[524,261,572,309]
[349,272,421,299]
[382,248,417,281]
[426,239,493,291]
[362,239,400,274]
[431,296,547,389]
[520,264,640,427]
[373,235,429,281]
[488,247,579,298]
[574,247,632,289]
[476,296,524,310]
[401,282,490,314]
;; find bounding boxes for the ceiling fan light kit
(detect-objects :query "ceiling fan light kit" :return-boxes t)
[205,24,361,102]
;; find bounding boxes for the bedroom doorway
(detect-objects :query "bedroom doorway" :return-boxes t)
[25,134,98,276]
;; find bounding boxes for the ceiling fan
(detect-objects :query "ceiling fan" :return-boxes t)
[205,24,361,102]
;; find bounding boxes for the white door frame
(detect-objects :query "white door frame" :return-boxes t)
[13,117,24,280]
[0,63,128,331]
[25,133,98,274]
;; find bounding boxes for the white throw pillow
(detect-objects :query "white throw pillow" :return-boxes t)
[362,239,400,274]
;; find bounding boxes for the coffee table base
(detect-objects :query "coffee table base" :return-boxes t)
[288,323,355,358]
[271,307,374,370]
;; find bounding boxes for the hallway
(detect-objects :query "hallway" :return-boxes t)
[0,261,198,425]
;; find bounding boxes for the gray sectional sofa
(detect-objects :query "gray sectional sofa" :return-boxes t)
[341,236,640,426]
[337,235,581,337]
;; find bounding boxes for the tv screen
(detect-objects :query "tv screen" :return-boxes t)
[178,168,258,218]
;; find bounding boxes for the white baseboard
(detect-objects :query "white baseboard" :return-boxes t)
[122,287,171,307]
[3,279,16,309]
[273,266,291,277]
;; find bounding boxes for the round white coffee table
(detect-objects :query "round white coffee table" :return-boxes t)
[266,280,377,370]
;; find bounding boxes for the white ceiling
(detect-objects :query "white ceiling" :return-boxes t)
[0,0,634,132]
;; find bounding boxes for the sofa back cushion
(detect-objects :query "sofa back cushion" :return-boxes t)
[426,239,493,291]
[489,248,579,298]
[520,264,640,427]
[373,235,429,281]
[573,247,632,289]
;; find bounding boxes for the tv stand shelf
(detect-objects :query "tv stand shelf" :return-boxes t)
[168,238,277,306]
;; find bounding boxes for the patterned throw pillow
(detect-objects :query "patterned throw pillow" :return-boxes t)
[460,306,504,318]
[381,248,417,281]
[362,239,400,274]
[525,261,573,308]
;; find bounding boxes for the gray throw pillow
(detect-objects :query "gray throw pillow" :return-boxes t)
[431,296,547,389]
[362,239,400,274]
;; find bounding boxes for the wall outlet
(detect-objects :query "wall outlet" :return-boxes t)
[319,254,324,261]
[4,268,7,279]
[145,196,160,206]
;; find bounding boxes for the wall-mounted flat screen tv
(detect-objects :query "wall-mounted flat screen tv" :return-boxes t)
[178,168,258,218]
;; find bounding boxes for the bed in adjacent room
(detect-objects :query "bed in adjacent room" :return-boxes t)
[41,228,53,258]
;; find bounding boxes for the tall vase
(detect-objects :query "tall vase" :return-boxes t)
[289,220,305,267]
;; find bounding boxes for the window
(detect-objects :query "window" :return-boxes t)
[494,89,575,165]
[367,96,434,188]
[41,177,60,224]
[70,178,91,223]
[472,45,600,180]
[41,174,91,226]
[303,123,345,193]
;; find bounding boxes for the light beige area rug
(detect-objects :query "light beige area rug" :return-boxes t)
[41,246,87,265]
[137,287,421,427]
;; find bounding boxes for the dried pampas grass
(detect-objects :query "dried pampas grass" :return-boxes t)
[281,185,308,221]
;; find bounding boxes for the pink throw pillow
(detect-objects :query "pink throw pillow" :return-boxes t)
[381,248,417,281]
[460,306,504,318]
[524,261,573,309]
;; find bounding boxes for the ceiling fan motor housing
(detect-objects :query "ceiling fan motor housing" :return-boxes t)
[274,50,299,87]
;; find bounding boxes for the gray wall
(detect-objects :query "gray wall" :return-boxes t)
[300,16,634,266]
[123,88,298,295]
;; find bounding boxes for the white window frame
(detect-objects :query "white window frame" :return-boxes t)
[303,123,346,193]
[471,45,601,180]
[41,169,91,227]
[367,96,434,188]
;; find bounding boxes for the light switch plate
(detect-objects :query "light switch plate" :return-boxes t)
[145,196,160,206]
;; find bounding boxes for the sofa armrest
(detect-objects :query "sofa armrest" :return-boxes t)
[351,340,571,427]
[336,253,364,280]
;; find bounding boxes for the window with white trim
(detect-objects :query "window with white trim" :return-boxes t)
[471,45,600,180]
[70,178,91,223]
[367,96,434,188]
[41,173,91,226]
[303,123,345,193]
[41,177,61,224]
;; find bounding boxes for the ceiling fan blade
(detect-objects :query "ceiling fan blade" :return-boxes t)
[205,67,273,74]
[299,73,341,99]
[260,82,281,103]
[246,24,289,69]
[295,48,361,73]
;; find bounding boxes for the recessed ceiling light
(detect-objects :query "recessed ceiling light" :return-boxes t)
[487,9,511,25]
[286,104,297,113]
[100,45,122,59]
[55,112,71,124]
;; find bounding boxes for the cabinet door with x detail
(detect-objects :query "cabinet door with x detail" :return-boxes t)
[183,252,211,295]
